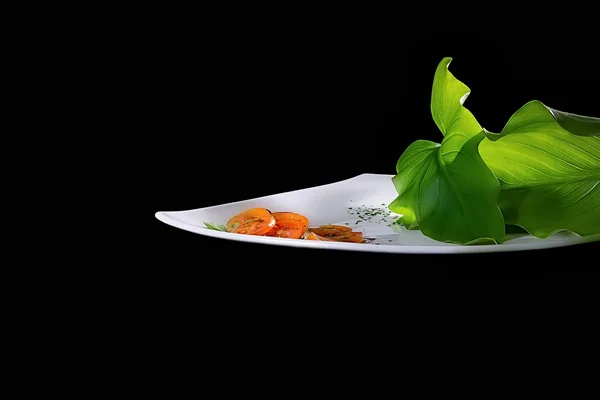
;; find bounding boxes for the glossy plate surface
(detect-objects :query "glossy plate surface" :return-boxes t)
[155,174,599,254]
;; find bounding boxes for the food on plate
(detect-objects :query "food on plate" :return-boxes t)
[226,207,276,235]
[205,209,365,243]
[305,225,364,243]
[265,212,310,239]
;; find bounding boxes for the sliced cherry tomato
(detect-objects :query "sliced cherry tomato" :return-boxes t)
[266,219,307,239]
[272,212,309,230]
[308,224,352,237]
[307,225,364,243]
[226,208,275,235]
[327,231,364,243]
[305,232,334,241]
[266,212,310,239]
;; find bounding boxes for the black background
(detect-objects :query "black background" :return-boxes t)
[140,26,599,395]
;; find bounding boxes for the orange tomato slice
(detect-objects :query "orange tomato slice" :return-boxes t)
[328,231,364,243]
[272,212,309,229]
[308,224,352,237]
[226,208,276,235]
[307,225,364,243]
[305,232,334,241]
[266,219,307,239]
[319,224,352,231]
[266,212,310,239]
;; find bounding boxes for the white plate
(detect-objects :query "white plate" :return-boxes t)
[155,173,599,254]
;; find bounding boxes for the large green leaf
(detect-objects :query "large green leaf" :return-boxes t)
[389,57,505,244]
[479,100,600,238]
[546,106,600,137]
[430,58,473,137]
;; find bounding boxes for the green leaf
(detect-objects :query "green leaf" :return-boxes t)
[479,100,600,238]
[204,222,229,232]
[541,106,599,137]
[389,57,505,244]
[484,101,600,141]
[430,57,475,137]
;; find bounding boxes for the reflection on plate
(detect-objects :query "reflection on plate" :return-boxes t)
[155,174,599,254]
